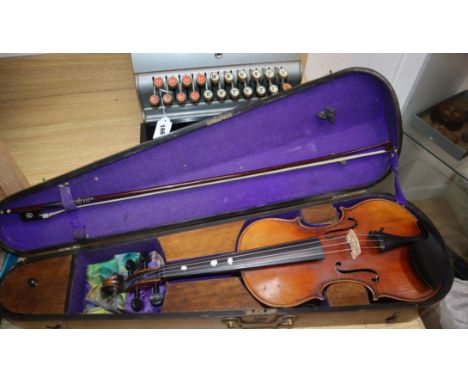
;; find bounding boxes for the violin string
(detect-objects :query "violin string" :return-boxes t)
[124,228,389,286]
[137,246,384,282]
[134,236,374,279]
[161,246,384,277]
[129,236,382,283]
[128,236,383,285]
[159,238,380,274]
[155,233,380,273]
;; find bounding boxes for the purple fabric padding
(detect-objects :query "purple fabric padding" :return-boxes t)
[390,151,407,206]
[0,70,400,252]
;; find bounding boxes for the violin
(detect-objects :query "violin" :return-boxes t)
[103,199,442,311]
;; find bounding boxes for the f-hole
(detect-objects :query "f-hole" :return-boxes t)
[325,217,357,237]
[335,261,379,283]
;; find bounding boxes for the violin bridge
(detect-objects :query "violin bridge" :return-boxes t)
[346,229,361,260]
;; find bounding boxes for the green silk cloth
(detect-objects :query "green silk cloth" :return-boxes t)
[84,252,140,314]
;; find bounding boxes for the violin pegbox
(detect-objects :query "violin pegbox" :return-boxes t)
[129,251,166,312]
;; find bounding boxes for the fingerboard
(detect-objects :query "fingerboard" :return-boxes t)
[131,237,325,286]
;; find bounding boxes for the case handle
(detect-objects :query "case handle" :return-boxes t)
[222,314,296,329]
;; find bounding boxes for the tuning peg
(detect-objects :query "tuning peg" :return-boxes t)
[125,259,136,276]
[131,289,144,312]
[139,252,151,269]
[149,284,164,307]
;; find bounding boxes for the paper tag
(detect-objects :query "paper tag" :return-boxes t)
[153,117,173,139]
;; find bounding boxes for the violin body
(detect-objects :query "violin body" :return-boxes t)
[240,199,436,307]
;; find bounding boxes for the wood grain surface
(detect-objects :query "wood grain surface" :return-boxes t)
[0,139,29,198]
[0,256,72,315]
[0,54,141,186]
[159,220,246,261]
[162,278,263,313]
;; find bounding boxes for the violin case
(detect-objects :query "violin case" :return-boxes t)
[0,68,454,328]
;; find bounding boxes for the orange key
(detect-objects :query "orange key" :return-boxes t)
[196,73,206,87]
[167,76,178,89]
[153,76,164,89]
[149,94,160,107]
[182,74,192,88]
[162,93,173,105]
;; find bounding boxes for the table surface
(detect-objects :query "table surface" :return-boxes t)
[0,53,425,329]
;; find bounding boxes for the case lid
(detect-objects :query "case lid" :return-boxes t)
[0,68,401,254]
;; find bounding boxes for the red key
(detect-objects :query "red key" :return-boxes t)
[153,76,164,89]
[149,94,160,107]
[189,90,200,103]
[182,74,192,88]
[162,93,173,105]
[176,92,187,104]
[167,76,178,89]
[281,82,293,91]
[196,73,206,87]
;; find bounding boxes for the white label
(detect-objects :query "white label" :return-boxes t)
[153,117,173,139]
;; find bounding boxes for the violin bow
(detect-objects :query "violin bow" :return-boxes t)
[0,141,393,221]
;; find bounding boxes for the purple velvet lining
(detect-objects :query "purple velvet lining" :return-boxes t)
[0,71,400,252]
[390,151,407,206]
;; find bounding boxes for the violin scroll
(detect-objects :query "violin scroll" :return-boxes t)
[101,273,124,297]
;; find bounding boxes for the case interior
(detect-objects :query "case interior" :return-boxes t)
[0,69,399,254]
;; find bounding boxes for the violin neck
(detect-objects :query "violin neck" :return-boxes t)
[158,237,326,281]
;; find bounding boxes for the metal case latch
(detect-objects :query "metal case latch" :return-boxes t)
[222,311,296,329]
